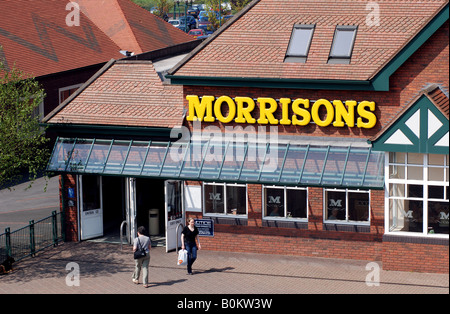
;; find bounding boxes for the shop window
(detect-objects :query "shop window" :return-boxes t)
[324,189,370,223]
[263,186,308,220]
[387,153,449,236]
[328,25,357,64]
[203,183,247,216]
[284,24,315,63]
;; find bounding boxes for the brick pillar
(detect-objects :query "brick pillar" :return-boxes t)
[247,184,262,227]
[60,174,79,242]
[370,189,384,237]
[308,187,323,231]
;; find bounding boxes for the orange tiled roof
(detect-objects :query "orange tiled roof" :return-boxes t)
[44,60,184,128]
[429,85,450,118]
[170,0,448,81]
[0,0,195,78]
[77,0,196,54]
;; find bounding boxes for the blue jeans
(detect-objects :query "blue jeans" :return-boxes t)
[185,243,197,274]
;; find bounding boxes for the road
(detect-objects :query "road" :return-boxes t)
[0,175,59,233]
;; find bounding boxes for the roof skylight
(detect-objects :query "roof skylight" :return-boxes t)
[328,25,358,64]
[285,24,315,63]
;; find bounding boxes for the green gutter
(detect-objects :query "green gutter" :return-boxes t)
[48,170,385,190]
[43,123,182,139]
[167,75,374,91]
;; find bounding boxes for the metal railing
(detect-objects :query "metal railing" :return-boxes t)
[120,220,129,250]
[0,211,63,262]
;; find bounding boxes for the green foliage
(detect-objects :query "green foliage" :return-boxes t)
[153,0,171,18]
[203,0,248,30]
[230,0,252,14]
[0,58,50,189]
[204,0,224,30]
[131,0,156,10]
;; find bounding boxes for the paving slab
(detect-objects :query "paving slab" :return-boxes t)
[0,241,448,296]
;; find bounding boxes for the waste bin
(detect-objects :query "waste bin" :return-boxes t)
[148,209,160,236]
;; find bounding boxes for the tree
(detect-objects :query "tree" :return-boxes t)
[153,0,171,21]
[0,53,50,189]
[204,0,226,31]
[204,0,251,30]
[230,0,252,14]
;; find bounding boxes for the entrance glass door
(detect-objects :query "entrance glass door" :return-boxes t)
[165,180,184,252]
[78,175,103,240]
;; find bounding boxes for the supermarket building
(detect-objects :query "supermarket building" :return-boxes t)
[43,0,449,273]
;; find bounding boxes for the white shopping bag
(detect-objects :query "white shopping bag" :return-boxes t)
[177,249,188,266]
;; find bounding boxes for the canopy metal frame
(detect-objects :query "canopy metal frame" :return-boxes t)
[47,137,384,189]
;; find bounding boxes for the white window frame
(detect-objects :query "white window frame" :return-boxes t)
[323,188,370,225]
[202,182,248,217]
[385,152,449,238]
[262,185,308,221]
[58,83,83,104]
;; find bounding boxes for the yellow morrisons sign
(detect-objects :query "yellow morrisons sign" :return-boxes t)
[186,95,377,129]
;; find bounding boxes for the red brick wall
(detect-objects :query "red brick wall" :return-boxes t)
[189,183,448,273]
[200,232,384,261]
[188,184,384,261]
[382,242,449,274]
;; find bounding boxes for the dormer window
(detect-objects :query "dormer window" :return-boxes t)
[328,25,358,64]
[285,24,315,63]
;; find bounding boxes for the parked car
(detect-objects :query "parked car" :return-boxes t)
[197,34,211,40]
[193,4,205,11]
[179,15,197,30]
[187,28,206,39]
[207,11,220,19]
[198,10,208,19]
[222,15,234,24]
[176,20,188,32]
[187,7,200,19]
[198,16,214,33]
[168,19,180,28]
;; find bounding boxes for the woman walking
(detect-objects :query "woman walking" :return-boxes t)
[132,226,152,288]
[181,218,201,275]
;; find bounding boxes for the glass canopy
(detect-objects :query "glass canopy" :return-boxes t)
[47,137,385,189]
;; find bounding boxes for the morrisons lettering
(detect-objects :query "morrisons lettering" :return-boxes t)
[186,95,377,129]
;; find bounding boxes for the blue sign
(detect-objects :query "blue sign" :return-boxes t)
[194,219,214,237]
[68,187,75,199]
